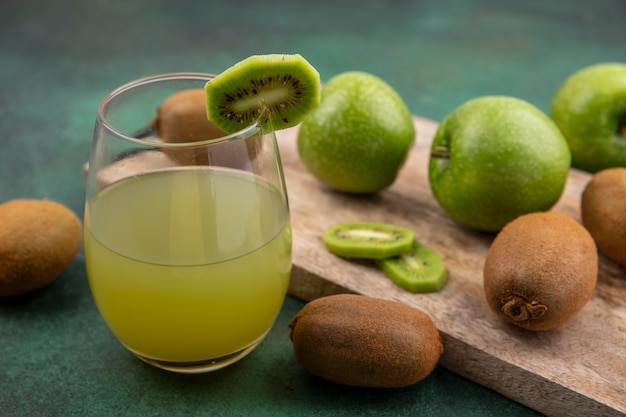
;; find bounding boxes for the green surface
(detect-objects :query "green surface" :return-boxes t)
[1,0,625,415]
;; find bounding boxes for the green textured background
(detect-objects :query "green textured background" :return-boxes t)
[1,1,625,416]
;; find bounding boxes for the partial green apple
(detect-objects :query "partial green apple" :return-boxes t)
[551,62,626,173]
[297,71,415,194]
[429,96,571,232]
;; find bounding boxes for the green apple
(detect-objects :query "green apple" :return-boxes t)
[429,96,571,232]
[551,62,626,173]
[297,71,415,194]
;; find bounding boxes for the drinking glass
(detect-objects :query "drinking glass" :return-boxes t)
[84,73,292,373]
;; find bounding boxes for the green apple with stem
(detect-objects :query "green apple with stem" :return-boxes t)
[429,96,571,232]
[551,62,626,173]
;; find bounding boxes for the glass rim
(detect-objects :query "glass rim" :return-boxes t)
[96,72,267,148]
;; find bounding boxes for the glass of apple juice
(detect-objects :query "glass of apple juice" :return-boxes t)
[84,73,292,373]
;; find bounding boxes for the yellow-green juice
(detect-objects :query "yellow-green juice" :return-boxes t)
[84,167,291,370]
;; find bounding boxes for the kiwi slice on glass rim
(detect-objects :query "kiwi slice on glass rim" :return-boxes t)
[323,222,415,260]
[376,240,448,293]
[205,54,321,133]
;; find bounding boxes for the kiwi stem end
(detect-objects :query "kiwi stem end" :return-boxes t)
[501,295,547,322]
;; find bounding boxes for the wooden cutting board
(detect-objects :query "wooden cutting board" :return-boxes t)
[278,117,626,417]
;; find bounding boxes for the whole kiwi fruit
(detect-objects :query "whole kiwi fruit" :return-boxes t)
[151,89,227,144]
[150,89,227,166]
[483,211,598,331]
[288,294,443,388]
[0,199,83,297]
[581,167,626,266]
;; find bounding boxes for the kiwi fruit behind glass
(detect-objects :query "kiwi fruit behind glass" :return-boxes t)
[581,167,626,266]
[149,88,261,168]
[205,54,321,133]
[150,88,228,165]
[151,89,227,143]
[483,211,598,331]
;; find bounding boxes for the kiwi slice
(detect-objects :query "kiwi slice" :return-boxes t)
[205,54,321,133]
[323,222,415,260]
[376,241,447,293]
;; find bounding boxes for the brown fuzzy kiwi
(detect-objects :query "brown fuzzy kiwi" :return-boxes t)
[581,167,626,266]
[150,89,259,167]
[150,89,226,165]
[288,294,443,388]
[151,89,227,143]
[0,199,83,297]
[483,211,598,331]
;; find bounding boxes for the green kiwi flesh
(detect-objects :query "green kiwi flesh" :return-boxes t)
[323,222,415,260]
[376,240,447,293]
[205,54,321,133]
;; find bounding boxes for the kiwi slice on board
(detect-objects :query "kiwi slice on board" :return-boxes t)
[323,222,415,260]
[376,240,447,293]
[205,54,321,133]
